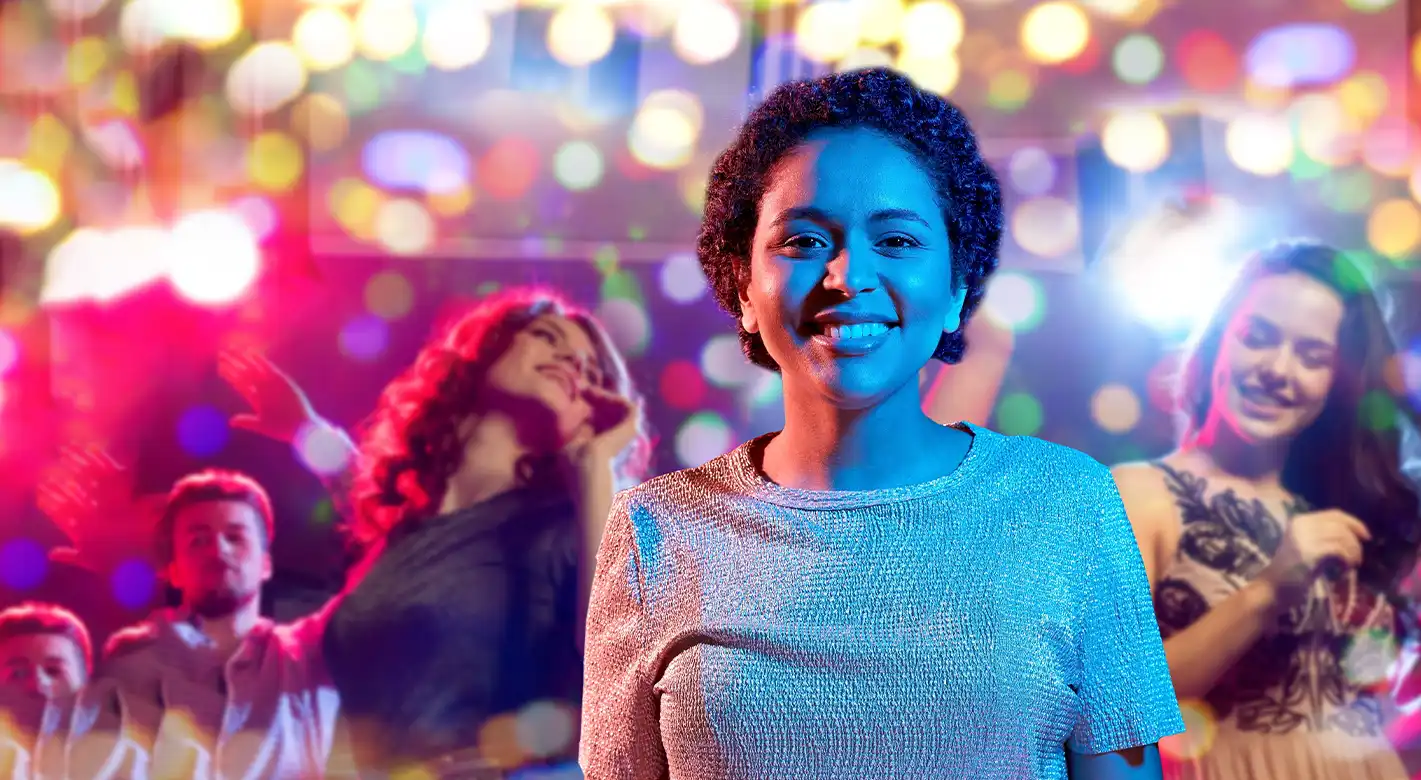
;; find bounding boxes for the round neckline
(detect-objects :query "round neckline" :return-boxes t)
[725,421,1002,510]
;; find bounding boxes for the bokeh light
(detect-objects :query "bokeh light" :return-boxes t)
[1112,34,1163,85]
[354,0,419,61]
[423,3,493,70]
[292,93,350,153]
[675,411,734,468]
[795,1,861,63]
[1007,148,1057,197]
[858,0,905,45]
[895,50,962,95]
[374,198,436,255]
[900,1,965,59]
[248,132,305,193]
[672,0,741,65]
[481,137,539,201]
[979,271,1045,332]
[365,271,415,320]
[1091,384,1142,434]
[1100,112,1170,173]
[1020,2,1089,65]
[659,252,708,304]
[364,131,470,195]
[0,161,61,235]
[514,700,578,760]
[1176,30,1237,92]
[0,539,47,591]
[995,392,1043,436]
[547,3,616,67]
[553,141,605,192]
[1011,197,1079,258]
[1160,700,1219,761]
[660,360,708,410]
[111,559,156,610]
[226,42,308,117]
[169,210,261,305]
[596,299,651,357]
[1366,199,1420,259]
[177,405,230,457]
[295,421,354,477]
[700,334,760,388]
[339,314,390,361]
[1246,24,1355,89]
[629,90,702,171]
[1225,114,1294,176]
[292,6,357,72]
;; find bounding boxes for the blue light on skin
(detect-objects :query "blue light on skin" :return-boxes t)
[739,127,972,492]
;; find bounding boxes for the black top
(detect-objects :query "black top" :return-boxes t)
[323,487,582,768]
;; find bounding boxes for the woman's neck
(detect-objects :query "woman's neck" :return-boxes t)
[766,376,964,491]
[1176,413,1290,488]
[439,412,534,513]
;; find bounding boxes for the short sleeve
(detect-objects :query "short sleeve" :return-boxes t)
[1067,466,1185,755]
[579,491,668,780]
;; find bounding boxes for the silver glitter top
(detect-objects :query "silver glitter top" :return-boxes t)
[580,423,1184,779]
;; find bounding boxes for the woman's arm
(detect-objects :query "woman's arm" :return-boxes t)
[565,388,641,653]
[218,351,359,512]
[579,492,669,780]
[1067,744,1161,779]
[1112,463,1280,700]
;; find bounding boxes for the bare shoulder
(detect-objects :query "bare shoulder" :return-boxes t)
[1109,461,1181,542]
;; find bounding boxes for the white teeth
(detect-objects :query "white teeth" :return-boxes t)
[822,322,889,340]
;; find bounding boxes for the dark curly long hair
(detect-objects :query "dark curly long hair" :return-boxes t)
[696,67,1004,369]
[348,287,651,548]
[1178,240,1421,621]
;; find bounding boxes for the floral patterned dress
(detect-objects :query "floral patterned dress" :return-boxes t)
[1152,462,1407,779]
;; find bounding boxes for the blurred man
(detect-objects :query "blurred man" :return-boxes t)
[0,602,92,779]
[79,469,342,779]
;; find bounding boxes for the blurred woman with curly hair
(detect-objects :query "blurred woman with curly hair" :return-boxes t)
[579,67,1181,780]
[222,286,649,775]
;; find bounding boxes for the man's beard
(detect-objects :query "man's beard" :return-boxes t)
[189,585,259,619]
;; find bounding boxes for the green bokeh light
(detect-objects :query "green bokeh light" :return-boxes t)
[594,245,620,274]
[601,269,644,304]
[995,392,1044,436]
[1359,390,1398,431]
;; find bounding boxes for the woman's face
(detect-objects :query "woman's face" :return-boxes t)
[740,127,964,408]
[482,313,609,446]
[1207,271,1343,444]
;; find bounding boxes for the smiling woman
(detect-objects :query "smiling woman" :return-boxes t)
[1112,240,1421,779]
[579,67,1183,780]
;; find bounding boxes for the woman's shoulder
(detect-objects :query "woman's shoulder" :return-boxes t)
[976,427,1112,484]
[615,442,752,512]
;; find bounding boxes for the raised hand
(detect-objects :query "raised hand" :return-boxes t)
[218,350,321,445]
[36,445,158,572]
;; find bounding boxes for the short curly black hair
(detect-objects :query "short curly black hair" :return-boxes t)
[696,67,1004,369]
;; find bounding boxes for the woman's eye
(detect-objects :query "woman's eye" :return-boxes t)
[784,235,827,250]
[879,235,919,249]
[532,328,557,343]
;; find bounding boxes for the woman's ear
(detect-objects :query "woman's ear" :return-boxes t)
[736,259,760,334]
